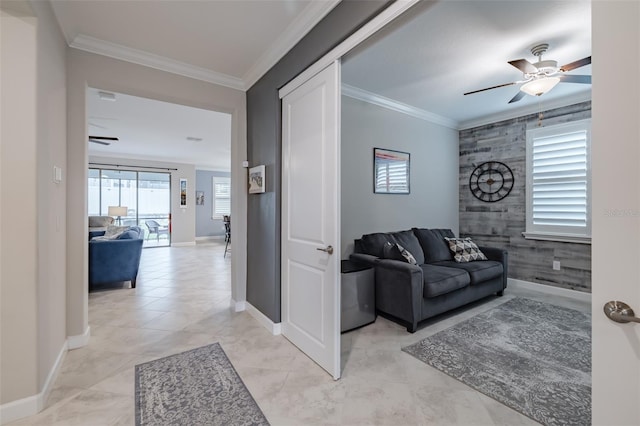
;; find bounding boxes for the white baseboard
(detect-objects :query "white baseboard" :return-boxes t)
[0,340,67,425]
[67,326,90,350]
[245,302,282,335]
[195,236,225,241]
[171,241,197,247]
[508,278,592,303]
[230,299,246,312]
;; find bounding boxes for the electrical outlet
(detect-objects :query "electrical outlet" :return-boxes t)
[553,260,561,271]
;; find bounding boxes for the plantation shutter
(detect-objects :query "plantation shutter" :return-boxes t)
[531,129,588,230]
[375,162,408,193]
[212,177,230,218]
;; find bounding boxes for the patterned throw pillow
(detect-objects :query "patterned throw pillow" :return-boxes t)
[383,242,418,265]
[444,237,488,263]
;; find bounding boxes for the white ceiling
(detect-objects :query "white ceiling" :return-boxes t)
[56,0,591,168]
[87,88,232,171]
[50,0,340,89]
[342,0,591,129]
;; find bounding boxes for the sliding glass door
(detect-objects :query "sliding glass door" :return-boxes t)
[88,168,171,247]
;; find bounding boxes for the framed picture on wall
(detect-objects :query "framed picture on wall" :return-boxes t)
[373,148,410,194]
[249,165,266,194]
[196,191,204,205]
[180,178,187,207]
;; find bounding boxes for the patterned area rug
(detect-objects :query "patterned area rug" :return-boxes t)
[402,298,591,426]
[135,343,269,426]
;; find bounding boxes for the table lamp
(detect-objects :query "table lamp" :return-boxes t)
[108,206,127,225]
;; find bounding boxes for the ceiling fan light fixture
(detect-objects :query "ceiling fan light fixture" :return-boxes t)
[520,76,560,97]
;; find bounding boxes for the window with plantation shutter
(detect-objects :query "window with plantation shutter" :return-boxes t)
[525,119,591,243]
[212,176,230,219]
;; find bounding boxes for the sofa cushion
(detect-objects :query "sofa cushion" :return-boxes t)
[433,260,503,285]
[360,232,396,258]
[413,228,454,263]
[390,230,425,265]
[382,242,418,265]
[420,264,470,298]
[444,237,488,263]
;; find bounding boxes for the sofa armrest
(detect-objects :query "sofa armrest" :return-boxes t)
[374,259,423,332]
[479,246,508,289]
[89,238,144,286]
[349,252,378,268]
[89,230,106,240]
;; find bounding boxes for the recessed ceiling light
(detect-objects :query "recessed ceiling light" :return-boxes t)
[98,91,116,101]
[186,136,203,142]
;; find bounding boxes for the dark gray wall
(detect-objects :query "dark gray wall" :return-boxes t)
[341,95,459,258]
[246,0,392,322]
[459,101,592,292]
[195,169,230,238]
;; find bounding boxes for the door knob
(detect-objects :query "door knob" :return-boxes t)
[603,301,640,324]
[316,245,334,255]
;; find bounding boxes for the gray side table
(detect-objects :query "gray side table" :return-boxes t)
[341,259,375,332]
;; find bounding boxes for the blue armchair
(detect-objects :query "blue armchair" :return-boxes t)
[89,226,144,288]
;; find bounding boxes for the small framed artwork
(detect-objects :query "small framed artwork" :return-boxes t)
[374,148,410,194]
[180,178,187,207]
[196,191,204,205]
[249,165,266,194]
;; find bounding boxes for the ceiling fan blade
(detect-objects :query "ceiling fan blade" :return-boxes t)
[560,56,591,72]
[464,82,517,96]
[508,59,537,74]
[88,136,118,141]
[560,74,591,84]
[88,136,118,146]
[508,91,526,104]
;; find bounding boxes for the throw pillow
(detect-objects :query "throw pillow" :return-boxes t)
[382,242,418,265]
[117,229,139,239]
[102,225,129,240]
[444,237,488,263]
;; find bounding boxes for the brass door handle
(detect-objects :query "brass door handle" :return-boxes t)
[604,301,640,324]
[316,245,334,255]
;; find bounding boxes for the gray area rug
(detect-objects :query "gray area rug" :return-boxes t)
[135,342,269,426]
[402,298,591,426]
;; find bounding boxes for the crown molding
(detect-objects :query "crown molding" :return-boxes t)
[70,34,245,90]
[459,91,592,130]
[242,0,341,90]
[342,84,459,129]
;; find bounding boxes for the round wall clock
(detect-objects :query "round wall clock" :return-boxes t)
[469,161,514,203]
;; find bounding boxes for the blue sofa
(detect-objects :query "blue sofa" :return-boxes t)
[89,226,144,289]
[350,228,507,332]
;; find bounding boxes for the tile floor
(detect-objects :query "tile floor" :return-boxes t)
[9,242,589,425]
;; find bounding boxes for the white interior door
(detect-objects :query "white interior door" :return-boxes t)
[281,62,341,379]
[591,1,640,423]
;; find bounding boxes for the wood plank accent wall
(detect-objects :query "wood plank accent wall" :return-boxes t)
[459,101,592,292]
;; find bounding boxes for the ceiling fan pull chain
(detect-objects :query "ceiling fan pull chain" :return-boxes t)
[537,100,544,127]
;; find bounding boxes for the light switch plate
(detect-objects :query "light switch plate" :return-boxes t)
[53,166,62,183]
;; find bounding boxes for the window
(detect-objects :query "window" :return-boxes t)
[212,176,231,219]
[525,119,591,243]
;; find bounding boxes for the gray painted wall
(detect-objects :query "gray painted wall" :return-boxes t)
[246,0,391,322]
[341,96,459,258]
[196,169,230,237]
[459,101,592,292]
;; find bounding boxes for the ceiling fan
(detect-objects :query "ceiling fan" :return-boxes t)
[88,136,118,146]
[464,43,591,104]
